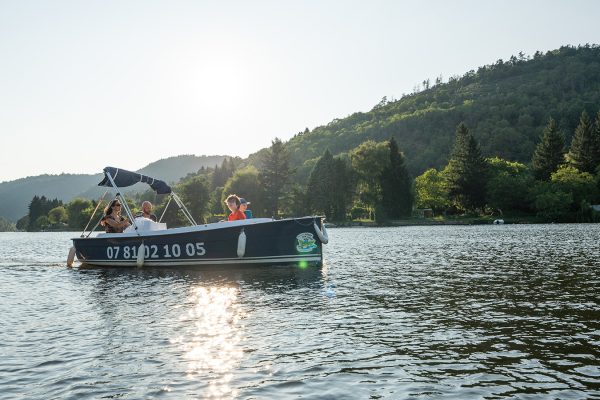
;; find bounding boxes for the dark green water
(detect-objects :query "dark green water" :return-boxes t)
[1,224,599,399]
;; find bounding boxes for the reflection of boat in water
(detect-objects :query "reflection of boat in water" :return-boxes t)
[70,167,328,268]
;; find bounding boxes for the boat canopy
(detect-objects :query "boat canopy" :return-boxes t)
[98,167,172,194]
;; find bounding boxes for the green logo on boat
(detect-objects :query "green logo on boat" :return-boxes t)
[296,232,317,253]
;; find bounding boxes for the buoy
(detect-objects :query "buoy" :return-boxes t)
[136,242,145,267]
[67,246,76,267]
[237,229,246,258]
[314,221,329,244]
[493,219,505,225]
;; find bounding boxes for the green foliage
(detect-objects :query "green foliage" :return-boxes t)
[66,198,94,229]
[178,176,210,224]
[211,157,236,189]
[532,118,565,180]
[415,168,449,212]
[444,123,488,211]
[260,138,292,217]
[307,149,354,221]
[284,184,310,218]
[35,215,50,230]
[48,206,68,225]
[550,165,599,207]
[566,111,599,173]
[222,166,264,217]
[0,216,16,232]
[28,196,62,230]
[380,137,413,218]
[208,187,226,216]
[16,215,29,231]
[279,45,600,181]
[532,182,573,222]
[485,157,533,213]
[350,140,389,216]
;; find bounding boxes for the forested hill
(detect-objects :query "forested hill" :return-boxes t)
[284,45,600,181]
[0,155,227,222]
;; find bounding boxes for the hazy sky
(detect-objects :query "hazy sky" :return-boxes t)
[1,0,598,182]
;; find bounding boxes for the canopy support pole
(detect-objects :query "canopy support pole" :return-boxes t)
[105,171,140,235]
[158,196,172,223]
[172,193,197,225]
[80,190,109,237]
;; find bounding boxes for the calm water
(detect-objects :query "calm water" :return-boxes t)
[1,225,599,399]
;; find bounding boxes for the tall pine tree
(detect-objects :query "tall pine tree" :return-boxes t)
[566,111,597,173]
[380,137,413,218]
[260,138,292,217]
[532,117,565,180]
[444,123,488,211]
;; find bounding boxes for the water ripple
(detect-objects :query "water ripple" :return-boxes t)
[1,225,599,398]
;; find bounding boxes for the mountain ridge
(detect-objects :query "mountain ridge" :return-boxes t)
[0,154,227,221]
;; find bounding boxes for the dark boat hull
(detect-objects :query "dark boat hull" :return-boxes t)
[72,217,324,267]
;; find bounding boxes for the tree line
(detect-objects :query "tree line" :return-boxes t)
[15,106,600,231]
[416,109,600,222]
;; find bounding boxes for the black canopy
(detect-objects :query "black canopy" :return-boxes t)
[98,167,172,194]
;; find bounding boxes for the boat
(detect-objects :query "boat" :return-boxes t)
[69,167,328,267]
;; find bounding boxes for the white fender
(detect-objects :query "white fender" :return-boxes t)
[314,221,329,244]
[136,242,145,268]
[237,229,246,258]
[67,246,76,267]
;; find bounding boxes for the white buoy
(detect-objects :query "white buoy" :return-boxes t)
[314,221,329,244]
[67,246,76,267]
[136,242,145,267]
[237,229,246,258]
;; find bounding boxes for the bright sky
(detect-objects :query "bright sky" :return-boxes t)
[1,0,598,183]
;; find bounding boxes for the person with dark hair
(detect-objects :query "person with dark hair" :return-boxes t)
[239,198,253,219]
[100,199,130,233]
[224,194,246,221]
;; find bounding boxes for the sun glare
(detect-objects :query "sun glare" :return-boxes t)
[172,286,245,398]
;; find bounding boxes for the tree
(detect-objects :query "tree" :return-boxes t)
[550,165,598,208]
[211,158,235,190]
[16,215,29,231]
[222,166,264,217]
[260,138,292,217]
[485,157,533,213]
[307,149,354,221]
[415,168,450,212]
[48,206,68,225]
[178,176,210,223]
[0,216,16,232]
[27,196,62,231]
[380,137,413,218]
[208,187,225,217]
[532,118,565,180]
[595,110,600,172]
[566,111,598,173]
[34,215,50,230]
[66,198,94,229]
[350,140,389,218]
[444,123,488,211]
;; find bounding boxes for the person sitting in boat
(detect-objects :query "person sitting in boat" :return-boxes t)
[239,197,253,219]
[134,200,157,222]
[100,199,131,233]
[225,194,246,221]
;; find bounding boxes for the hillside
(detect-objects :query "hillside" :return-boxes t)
[280,45,600,182]
[0,155,227,221]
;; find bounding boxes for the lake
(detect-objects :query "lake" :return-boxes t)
[1,224,599,399]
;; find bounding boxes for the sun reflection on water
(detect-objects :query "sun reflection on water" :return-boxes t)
[172,286,245,398]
